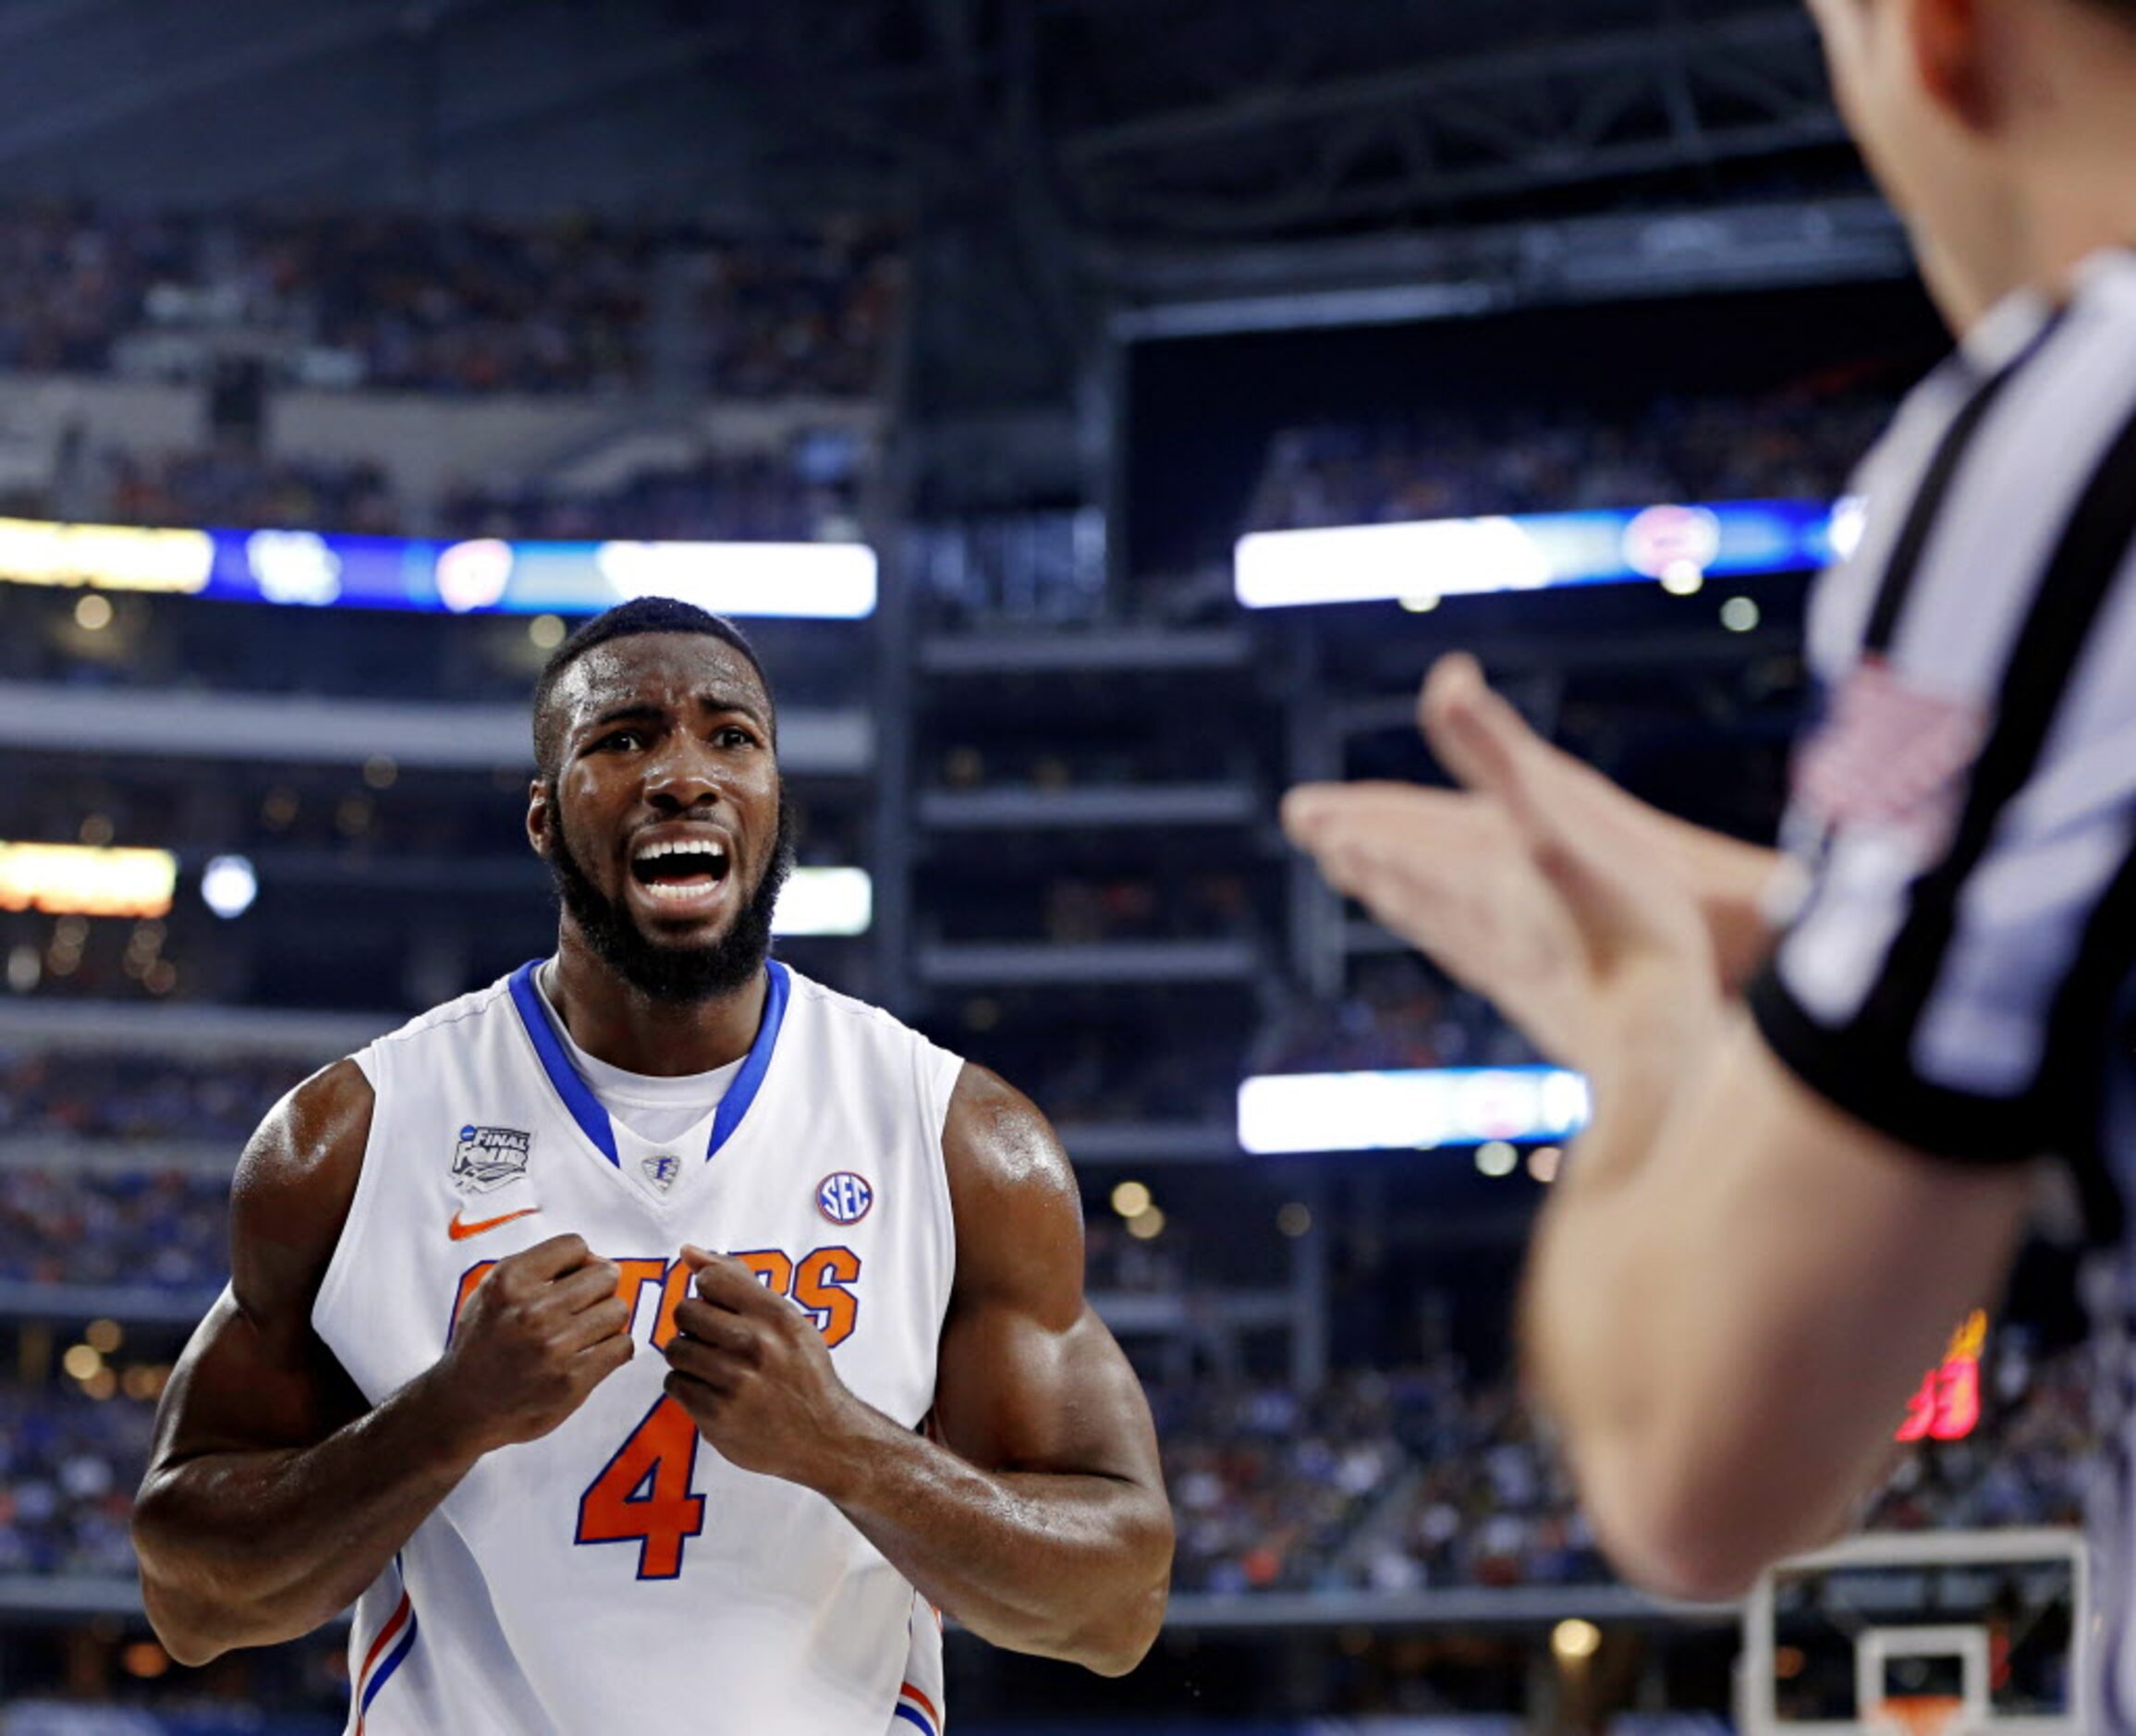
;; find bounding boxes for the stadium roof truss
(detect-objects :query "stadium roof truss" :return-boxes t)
[0,2,1857,239]
[1036,2,1857,243]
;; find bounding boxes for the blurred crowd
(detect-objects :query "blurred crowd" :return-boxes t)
[10,435,865,544]
[1013,1024,1246,1127]
[1244,391,1897,532]
[1163,1339,2095,1598]
[694,233,902,401]
[1162,1372,1434,1596]
[95,447,400,537]
[0,1382,151,1579]
[0,202,897,399]
[1251,957,1541,1077]
[0,1052,302,1149]
[208,211,653,397]
[932,733,1261,794]
[438,441,863,544]
[0,1168,226,1291]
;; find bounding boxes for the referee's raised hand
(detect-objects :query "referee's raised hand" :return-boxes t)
[1283,653,1719,1077]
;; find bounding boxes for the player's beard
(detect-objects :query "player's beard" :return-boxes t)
[546,799,795,1005]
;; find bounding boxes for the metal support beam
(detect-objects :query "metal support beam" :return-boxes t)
[1105,197,1910,338]
[0,10,404,165]
[1057,8,1842,239]
[1065,11,1816,166]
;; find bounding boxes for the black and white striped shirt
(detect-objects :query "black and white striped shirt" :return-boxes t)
[1745,246,2136,1724]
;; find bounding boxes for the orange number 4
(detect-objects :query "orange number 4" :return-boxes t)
[575,1396,706,1580]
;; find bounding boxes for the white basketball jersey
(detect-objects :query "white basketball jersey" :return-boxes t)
[313,960,962,1736]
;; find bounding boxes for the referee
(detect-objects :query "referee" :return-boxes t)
[1284,0,2136,1719]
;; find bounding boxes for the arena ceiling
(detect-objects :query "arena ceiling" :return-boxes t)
[1,0,1863,245]
[0,0,1889,435]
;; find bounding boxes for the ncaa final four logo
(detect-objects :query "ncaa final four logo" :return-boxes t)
[452,1125,532,1193]
[817,1171,873,1226]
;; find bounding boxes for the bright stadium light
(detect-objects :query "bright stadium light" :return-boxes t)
[771,867,873,937]
[1475,1141,1520,1178]
[1238,1066,1592,1155]
[1827,495,1869,559]
[0,515,879,619]
[0,841,177,919]
[593,541,878,620]
[201,855,259,920]
[0,518,214,594]
[1236,518,1553,610]
[1234,499,1837,610]
[246,531,344,605]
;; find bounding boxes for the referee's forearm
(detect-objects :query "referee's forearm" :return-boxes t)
[1518,1012,2007,1603]
[1517,1012,1752,1600]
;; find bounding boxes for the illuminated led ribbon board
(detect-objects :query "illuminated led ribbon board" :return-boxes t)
[1234,497,1860,609]
[1238,1066,1592,1155]
[0,518,877,619]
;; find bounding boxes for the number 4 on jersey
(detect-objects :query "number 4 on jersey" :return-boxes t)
[576,1396,705,1580]
[569,1246,863,1581]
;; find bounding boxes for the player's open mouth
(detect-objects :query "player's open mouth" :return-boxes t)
[629,837,733,913]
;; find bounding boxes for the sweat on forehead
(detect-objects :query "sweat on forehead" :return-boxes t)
[565,634,770,713]
[531,628,775,778]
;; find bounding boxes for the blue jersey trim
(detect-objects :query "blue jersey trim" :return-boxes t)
[893,1706,935,1736]
[507,960,792,1169]
[709,960,788,1161]
[508,961,619,1168]
[360,1608,420,1716]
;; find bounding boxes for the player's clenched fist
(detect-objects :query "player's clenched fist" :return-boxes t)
[660,1246,865,1489]
[428,1234,634,1455]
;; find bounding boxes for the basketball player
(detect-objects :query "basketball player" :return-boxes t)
[1285,0,2136,1712]
[131,598,1174,1733]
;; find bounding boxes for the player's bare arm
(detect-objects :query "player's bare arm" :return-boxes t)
[133,1062,635,1664]
[1285,654,2034,1600]
[659,1063,1174,1676]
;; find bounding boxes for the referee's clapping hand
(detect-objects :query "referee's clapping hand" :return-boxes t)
[1282,653,1719,1081]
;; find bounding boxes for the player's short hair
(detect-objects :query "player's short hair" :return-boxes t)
[531,596,773,782]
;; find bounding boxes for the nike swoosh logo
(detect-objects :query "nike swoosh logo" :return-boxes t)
[447,1206,543,1241]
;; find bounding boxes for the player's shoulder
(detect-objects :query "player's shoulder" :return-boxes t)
[939,1063,1083,1300]
[941,1064,1074,1201]
[364,971,520,1056]
[780,963,958,1060]
[229,1057,374,1246]
[780,961,891,1025]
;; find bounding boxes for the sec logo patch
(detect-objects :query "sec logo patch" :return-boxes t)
[817,1171,874,1226]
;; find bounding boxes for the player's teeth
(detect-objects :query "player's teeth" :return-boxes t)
[646,880,714,900]
[635,839,727,864]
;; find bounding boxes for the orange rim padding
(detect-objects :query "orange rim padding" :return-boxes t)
[1873,1695,1968,1736]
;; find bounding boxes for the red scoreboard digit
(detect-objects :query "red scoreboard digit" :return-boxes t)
[1894,1309,1988,1444]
